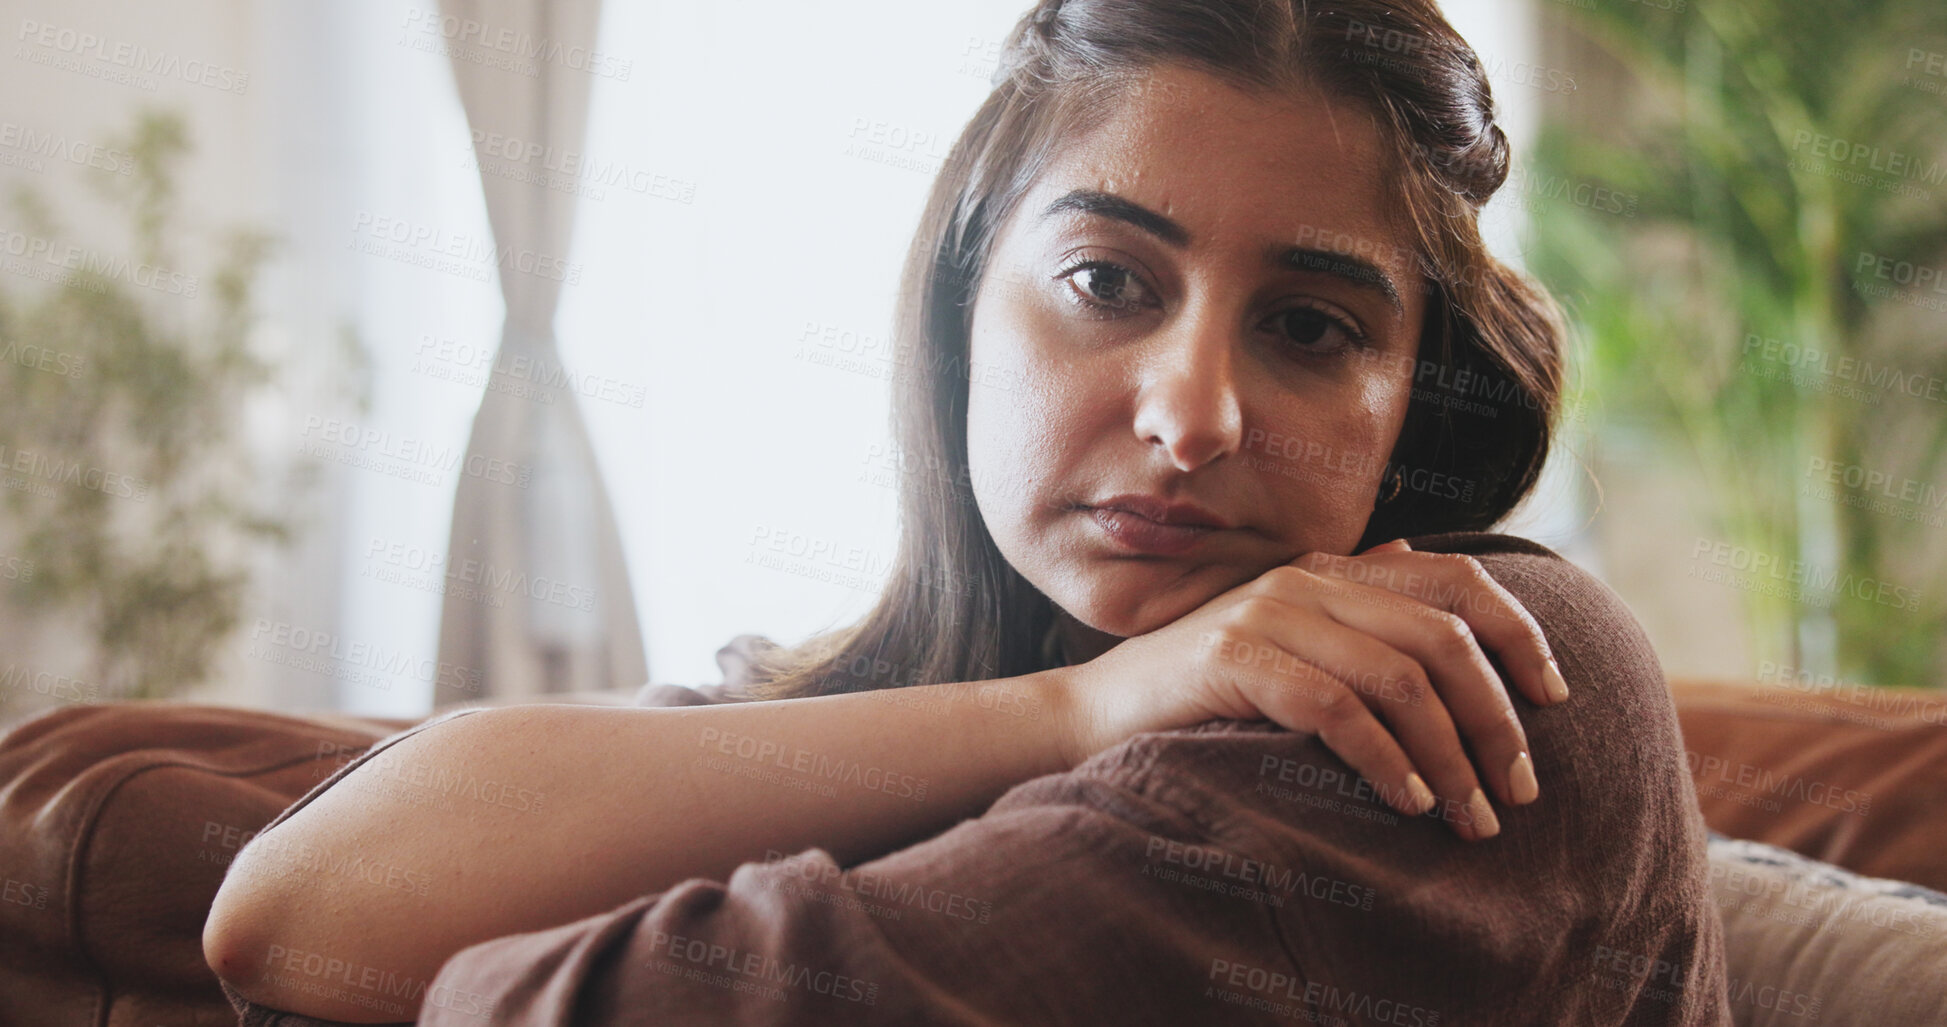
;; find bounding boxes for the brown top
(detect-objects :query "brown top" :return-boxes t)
[221,532,1730,1025]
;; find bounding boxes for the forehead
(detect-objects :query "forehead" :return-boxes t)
[1019,64,1414,272]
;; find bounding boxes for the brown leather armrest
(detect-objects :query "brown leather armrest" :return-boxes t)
[0,701,408,1027]
[1670,677,1947,892]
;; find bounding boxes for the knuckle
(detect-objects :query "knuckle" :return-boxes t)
[1435,630,1483,668]
[1384,663,1431,707]
[1459,561,1500,602]
[1424,610,1473,648]
[1439,554,1493,598]
[1231,594,1283,628]
[1310,684,1363,722]
[1204,625,1252,665]
[1281,658,1327,687]
[1259,564,1314,593]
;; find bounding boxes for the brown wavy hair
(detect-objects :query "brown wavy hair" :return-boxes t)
[747,0,1566,701]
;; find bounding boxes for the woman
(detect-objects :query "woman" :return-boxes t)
[207,1,1730,1023]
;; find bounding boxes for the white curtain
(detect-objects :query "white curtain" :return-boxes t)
[433,0,646,704]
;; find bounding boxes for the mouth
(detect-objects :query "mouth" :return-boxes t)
[1086,494,1236,529]
[1082,505,1222,555]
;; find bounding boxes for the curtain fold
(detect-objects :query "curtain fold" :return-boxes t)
[432,0,647,705]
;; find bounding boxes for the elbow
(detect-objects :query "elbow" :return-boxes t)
[202,710,502,1017]
[203,854,281,1002]
[204,853,343,1017]
[203,840,433,1024]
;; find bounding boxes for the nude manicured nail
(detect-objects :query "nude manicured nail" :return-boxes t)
[1404,773,1437,815]
[1508,752,1539,805]
[1465,788,1500,839]
[1543,662,1571,703]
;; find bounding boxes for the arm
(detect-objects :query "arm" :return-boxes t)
[415,776,1279,1027]
[204,669,1081,1023]
[397,533,1727,1027]
[208,536,1572,1022]
[444,688,643,710]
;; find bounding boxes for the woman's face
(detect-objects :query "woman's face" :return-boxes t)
[966,64,1426,662]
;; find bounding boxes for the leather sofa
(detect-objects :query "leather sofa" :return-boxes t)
[1,678,1942,1026]
[0,703,419,1027]
[1670,676,1947,893]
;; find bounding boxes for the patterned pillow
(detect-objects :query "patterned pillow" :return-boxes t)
[1707,832,1947,1026]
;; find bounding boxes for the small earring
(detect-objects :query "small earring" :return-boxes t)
[1378,466,1405,506]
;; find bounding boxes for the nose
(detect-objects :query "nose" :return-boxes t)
[1130,305,1245,471]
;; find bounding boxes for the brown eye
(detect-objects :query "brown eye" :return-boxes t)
[1059,261,1152,313]
[1284,309,1334,347]
[1273,305,1366,355]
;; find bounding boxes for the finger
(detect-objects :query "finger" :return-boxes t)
[1359,538,1413,556]
[1303,683,1442,820]
[1334,551,1568,708]
[1228,646,1439,820]
[1295,570,1529,820]
[1292,550,1550,810]
[1245,607,1497,837]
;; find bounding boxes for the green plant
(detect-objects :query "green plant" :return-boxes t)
[0,109,364,700]
[1524,0,1947,687]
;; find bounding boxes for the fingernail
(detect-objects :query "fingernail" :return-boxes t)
[1508,752,1539,805]
[1465,788,1500,839]
[1404,773,1437,815]
[1543,662,1571,703]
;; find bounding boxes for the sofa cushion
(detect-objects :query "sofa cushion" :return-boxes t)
[1708,833,1947,1026]
[1671,677,1947,892]
[0,701,415,1027]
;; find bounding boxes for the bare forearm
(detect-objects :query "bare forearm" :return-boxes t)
[206,669,1078,1021]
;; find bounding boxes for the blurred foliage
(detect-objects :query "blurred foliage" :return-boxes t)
[1526,0,1947,687]
[0,109,367,701]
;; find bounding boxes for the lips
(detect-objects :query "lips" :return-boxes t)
[1082,494,1233,555]
[1088,494,1235,529]
[1086,508,1214,555]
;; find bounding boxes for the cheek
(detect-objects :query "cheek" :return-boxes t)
[1353,370,1414,459]
[966,301,1102,490]
[1245,371,1412,544]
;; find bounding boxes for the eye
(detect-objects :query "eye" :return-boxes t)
[1055,259,1155,315]
[1267,303,1369,356]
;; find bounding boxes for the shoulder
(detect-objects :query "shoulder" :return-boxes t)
[1403,531,1663,700]
[1386,533,1683,808]
[976,532,1726,1021]
[1037,529,1701,897]
[1402,530,1607,610]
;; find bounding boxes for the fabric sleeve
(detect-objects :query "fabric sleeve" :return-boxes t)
[1175,531,1735,1026]
[416,775,1289,1026]
[411,533,1732,1026]
[234,537,1733,1026]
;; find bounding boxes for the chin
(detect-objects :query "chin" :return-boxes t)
[1061,581,1203,639]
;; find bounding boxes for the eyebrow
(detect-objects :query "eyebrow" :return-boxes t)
[1037,188,1405,314]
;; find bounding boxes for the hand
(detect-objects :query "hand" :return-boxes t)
[1054,539,1571,841]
